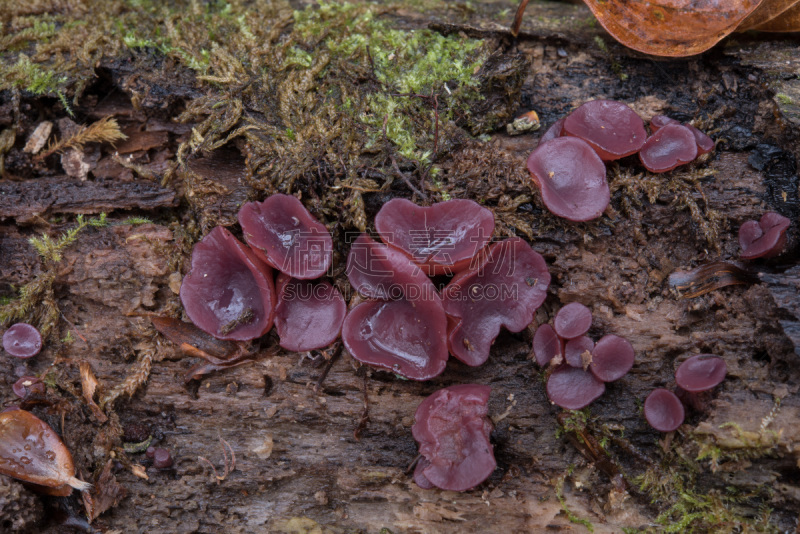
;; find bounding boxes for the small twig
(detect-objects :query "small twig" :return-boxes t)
[353,373,370,441]
[313,342,343,393]
[406,453,422,474]
[511,0,530,37]
[197,437,236,485]
[391,156,427,200]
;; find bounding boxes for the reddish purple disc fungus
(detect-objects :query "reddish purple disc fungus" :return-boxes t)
[3,323,43,359]
[687,124,714,155]
[533,324,562,367]
[639,123,698,173]
[274,274,346,352]
[675,354,726,393]
[412,384,495,492]
[374,198,495,275]
[589,334,635,383]
[12,376,45,398]
[180,226,276,341]
[537,116,566,147]
[546,364,606,410]
[644,389,685,432]
[238,194,332,279]
[562,100,647,161]
[564,336,594,369]
[553,302,592,340]
[649,115,678,132]
[527,136,609,222]
[738,211,791,259]
[443,237,550,366]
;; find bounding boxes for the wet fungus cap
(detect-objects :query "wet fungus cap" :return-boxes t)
[412,384,496,492]
[564,336,594,369]
[553,302,592,340]
[546,364,606,410]
[443,237,550,367]
[12,377,45,399]
[238,194,333,280]
[537,116,566,147]
[562,99,647,161]
[638,123,698,173]
[644,388,685,432]
[650,116,714,156]
[589,334,635,383]
[649,115,678,132]
[674,354,726,393]
[739,211,791,259]
[527,136,610,222]
[374,198,495,275]
[180,226,276,341]
[274,274,347,352]
[3,323,43,359]
[533,324,563,367]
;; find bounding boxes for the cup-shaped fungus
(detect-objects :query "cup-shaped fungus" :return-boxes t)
[649,116,714,156]
[274,274,347,352]
[537,117,566,147]
[533,324,563,367]
[3,324,42,359]
[553,302,592,340]
[238,194,332,279]
[374,198,495,275]
[546,364,606,410]
[562,100,647,161]
[12,377,45,399]
[639,123,698,173]
[0,409,91,495]
[564,336,594,369]
[739,211,791,259]
[644,388,685,432]
[589,334,635,383]
[527,137,609,222]
[412,384,495,491]
[649,115,678,132]
[443,237,550,366]
[180,226,276,341]
[675,354,726,393]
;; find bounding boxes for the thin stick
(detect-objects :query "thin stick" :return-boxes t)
[511,0,530,37]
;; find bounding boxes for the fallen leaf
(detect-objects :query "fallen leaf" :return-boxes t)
[82,460,127,522]
[79,361,108,423]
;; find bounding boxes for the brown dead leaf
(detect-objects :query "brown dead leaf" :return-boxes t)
[79,361,108,423]
[739,0,800,29]
[82,460,127,522]
[130,464,148,480]
[748,2,800,30]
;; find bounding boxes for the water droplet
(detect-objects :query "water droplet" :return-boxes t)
[45,450,56,461]
[23,444,31,451]
[19,456,31,465]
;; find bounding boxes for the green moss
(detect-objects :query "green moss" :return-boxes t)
[555,476,594,532]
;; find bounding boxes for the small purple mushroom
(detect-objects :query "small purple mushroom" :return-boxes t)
[273,274,347,352]
[739,211,791,259]
[562,100,647,161]
[649,115,678,132]
[675,354,726,393]
[644,389,685,432]
[152,448,173,469]
[180,226,276,341]
[564,336,594,369]
[553,302,592,340]
[546,364,605,410]
[12,376,45,398]
[537,116,566,147]
[589,334,635,383]
[639,123,698,173]
[412,384,496,492]
[533,324,563,367]
[3,323,43,359]
[527,136,609,222]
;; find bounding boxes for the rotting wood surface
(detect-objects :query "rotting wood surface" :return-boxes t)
[1,1,799,532]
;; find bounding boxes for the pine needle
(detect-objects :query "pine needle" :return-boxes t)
[37,116,127,160]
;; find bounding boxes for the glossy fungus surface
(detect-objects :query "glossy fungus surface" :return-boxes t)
[546,365,606,410]
[590,334,635,383]
[238,194,332,279]
[342,297,448,381]
[412,384,495,491]
[644,389,685,432]
[274,274,346,352]
[0,409,91,493]
[12,377,44,398]
[739,211,791,259]
[527,136,609,222]
[687,124,714,155]
[375,198,495,275]
[639,123,698,173]
[649,115,678,132]
[537,116,566,147]
[152,448,173,469]
[3,324,42,359]
[346,233,438,302]
[564,336,594,369]
[180,226,276,341]
[675,354,727,393]
[562,100,647,160]
[443,238,550,366]
[533,324,562,367]
[553,302,592,340]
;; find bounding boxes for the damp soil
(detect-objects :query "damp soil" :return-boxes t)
[1,1,800,532]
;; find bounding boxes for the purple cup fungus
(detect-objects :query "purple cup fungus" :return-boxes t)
[638,123,698,173]
[553,302,592,340]
[342,234,448,381]
[412,384,496,491]
[180,226,276,341]
[273,274,347,352]
[546,364,606,410]
[533,324,563,367]
[152,448,173,469]
[526,136,609,222]
[564,336,594,369]
[649,115,678,132]
[3,323,43,359]
[589,334,635,383]
[374,198,495,275]
[738,211,791,259]
[675,354,727,393]
[537,116,566,147]
[12,376,45,399]
[644,388,685,432]
[650,116,714,156]
[238,194,333,280]
[562,100,647,161]
[442,237,550,366]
